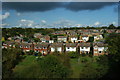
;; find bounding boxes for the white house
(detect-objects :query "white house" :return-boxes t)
[49,40,54,43]
[65,43,78,52]
[57,36,67,42]
[69,36,78,43]
[93,34,103,41]
[79,43,91,54]
[81,35,89,42]
[50,43,63,53]
[93,43,108,56]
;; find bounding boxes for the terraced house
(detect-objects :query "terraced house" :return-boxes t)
[57,36,67,43]
[50,43,64,53]
[93,43,108,56]
[19,43,34,52]
[34,43,50,55]
[65,43,78,52]
[78,43,91,54]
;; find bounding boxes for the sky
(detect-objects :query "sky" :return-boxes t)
[0,2,119,28]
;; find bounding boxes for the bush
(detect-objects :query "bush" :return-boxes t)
[68,52,79,58]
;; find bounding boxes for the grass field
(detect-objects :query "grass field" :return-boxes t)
[13,55,37,78]
[70,56,94,78]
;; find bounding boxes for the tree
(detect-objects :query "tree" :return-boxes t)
[104,33,120,79]
[33,38,40,43]
[37,55,71,78]
[108,24,116,29]
[2,48,23,78]
[13,55,71,78]
[79,56,108,79]
[68,52,79,58]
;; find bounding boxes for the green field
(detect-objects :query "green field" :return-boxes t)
[13,55,38,78]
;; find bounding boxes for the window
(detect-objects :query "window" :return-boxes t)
[26,46,28,48]
[94,51,98,53]
[99,51,102,53]
[36,47,39,49]
[20,46,22,48]
[81,47,84,49]
[67,47,70,49]
[72,47,75,49]
[94,47,97,49]
[36,50,39,53]
[43,47,46,49]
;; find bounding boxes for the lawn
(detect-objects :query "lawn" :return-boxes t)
[70,56,98,78]
[13,55,37,78]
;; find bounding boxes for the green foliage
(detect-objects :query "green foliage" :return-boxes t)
[13,55,71,78]
[23,37,29,42]
[33,38,40,42]
[68,52,79,58]
[79,62,108,79]
[41,28,54,35]
[104,33,120,78]
[108,24,116,29]
[37,55,71,78]
[87,37,94,42]
[70,56,108,78]
[2,48,24,78]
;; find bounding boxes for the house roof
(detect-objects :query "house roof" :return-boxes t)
[78,43,91,47]
[34,43,49,48]
[65,43,78,47]
[19,43,32,47]
[81,35,88,37]
[40,35,50,40]
[93,43,108,47]
[57,36,67,38]
[69,35,77,38]
[50,43,63,47]
[3,41,15,45]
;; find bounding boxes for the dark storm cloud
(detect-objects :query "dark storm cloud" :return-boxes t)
[3,2,63,12]
[65,2,117,11]
[2,2,117,12]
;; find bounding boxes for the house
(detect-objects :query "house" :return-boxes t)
[34,43,50,55]
[78,43,91,54]
[40,35,50,43]
[2,41,16,49]
[65,30,77,36]
[49,40,54,43]
[69,35,78,43]
[14,38,23,43]
[34,33,42,38]
[93,34,103,41]
[19,43,34,52]
[81,35,89,42]
[65,43,78,52]
[106,29,116,33]
[52,31,66,35]
[57,36,67,42]
[50,43,63,53]
[115,29,120,33]
[93,43,108,56]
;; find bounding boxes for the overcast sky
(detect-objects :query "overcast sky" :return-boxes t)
[1,2,119,28]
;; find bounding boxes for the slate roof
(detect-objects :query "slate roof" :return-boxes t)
[78,43,91,47]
